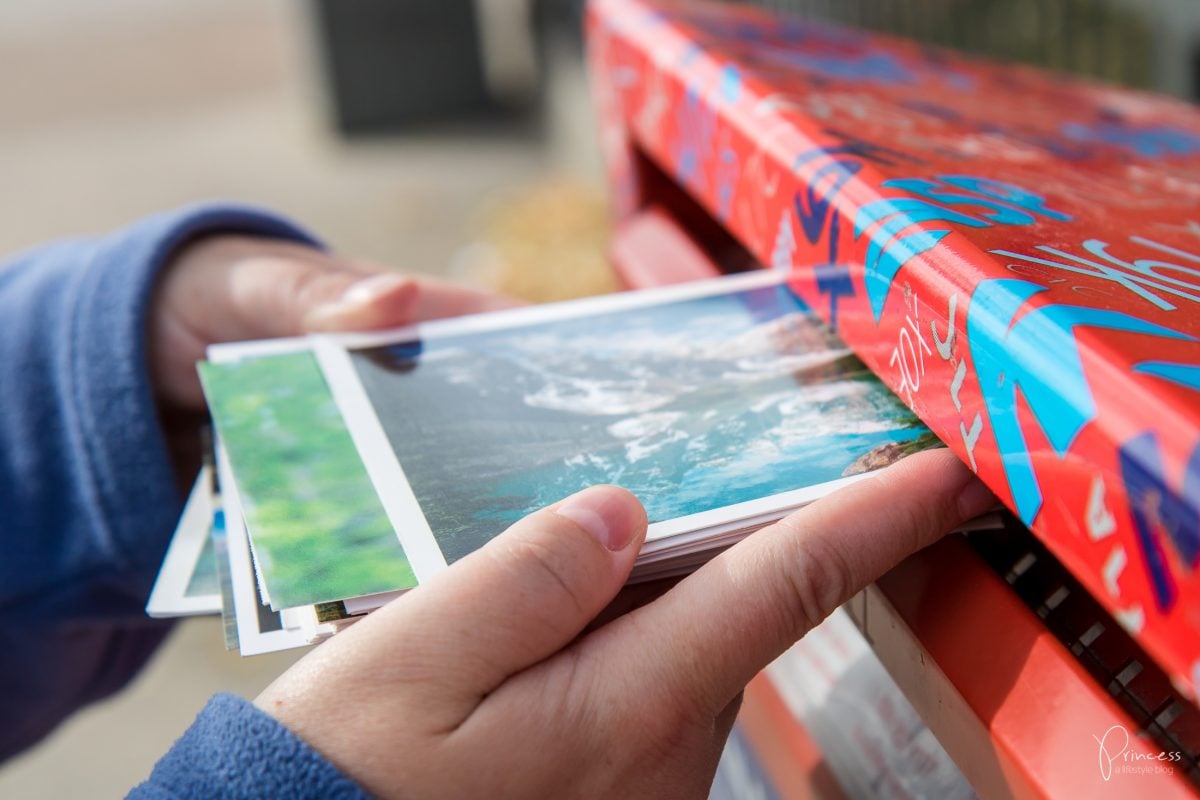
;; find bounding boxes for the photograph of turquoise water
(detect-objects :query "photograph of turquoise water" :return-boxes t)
[351,283,934,564]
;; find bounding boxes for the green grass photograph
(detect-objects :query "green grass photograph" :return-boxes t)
[200,351,416,609]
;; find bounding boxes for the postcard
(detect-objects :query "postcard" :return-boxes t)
[146,465,222,618]
[215,443,324,655]
[211,503,240,651]
[199,350,418,610]
[313,271,936,585]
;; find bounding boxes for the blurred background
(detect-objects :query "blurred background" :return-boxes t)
[755,0,1200,99]
[1,0,1196,796]
[0,0,618,316]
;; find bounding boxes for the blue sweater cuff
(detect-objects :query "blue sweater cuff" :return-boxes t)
[0,203,322,761]
[68,203,323,585]
[130,693,370,799]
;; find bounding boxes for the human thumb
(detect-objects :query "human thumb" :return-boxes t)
[374,485,648,711]
[253,486,647,799]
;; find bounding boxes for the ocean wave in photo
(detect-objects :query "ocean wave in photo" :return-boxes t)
[350,283,931,563]
[523,376,674,416]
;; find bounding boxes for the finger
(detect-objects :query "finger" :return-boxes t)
[613,449,995,716]
[389,273,524,322]
[215,244,374,339]
[367,485,647,719]
[212,244,516,337]
[304,271,521,331]
[154,238,369,408]
[715,691,744,744]
[159,237,518,409]
[583,575,683,634]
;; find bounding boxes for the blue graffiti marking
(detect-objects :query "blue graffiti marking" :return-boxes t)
[1119,434,1200,612]
[889,176,1071,225]
[938,176,1072,221]
[857,197,990,236]
[814,262,854,331]
[683,10,861,48]
[757,48,914,86]
[1135,361,1200,392]
[900,98,962,122]
[794,159,859,245]
[977,122,1095,160]
[884,180,1035,225]
[852,176,1072,322]
[1061,122,1200,158]
[966,278,1197,524]
[672,85,716,193]
[716,146,738,221]
[826,207,840,263]
[854,198,987,320]
[791,146,899,325]
[1120,433,1181,611]
[940,71,974,92]
[674,66,744,205]
[865,228,952,322]
[718,65,741,104]
[1172,443,1200,565]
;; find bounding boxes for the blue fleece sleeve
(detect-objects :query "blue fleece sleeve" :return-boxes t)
[0,205,320,760]
[129,693,369,800]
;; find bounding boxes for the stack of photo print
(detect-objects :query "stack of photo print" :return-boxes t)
[148,271,968,655]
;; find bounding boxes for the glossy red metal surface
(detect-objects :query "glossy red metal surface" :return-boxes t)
[588,0,1200,698]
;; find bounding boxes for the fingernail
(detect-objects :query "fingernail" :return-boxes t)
[340,273,412,305]
[958,476,998,519]
[305,274,415,330]
[555,487,636,551]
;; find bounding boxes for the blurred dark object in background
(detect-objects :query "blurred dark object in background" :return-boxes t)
[311,0,540,133]
[311,0,596,134]
[311,0,1195,136]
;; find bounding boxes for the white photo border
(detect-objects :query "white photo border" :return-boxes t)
[146,465,221,617]
[217,441,314,656]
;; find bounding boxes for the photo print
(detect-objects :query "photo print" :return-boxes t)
[315,272,936,581]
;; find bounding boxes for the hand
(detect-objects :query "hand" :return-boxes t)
[256,448,995,799]
[149,234,518,411]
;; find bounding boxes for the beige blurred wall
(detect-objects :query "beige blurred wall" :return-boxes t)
[0,0,600,272]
